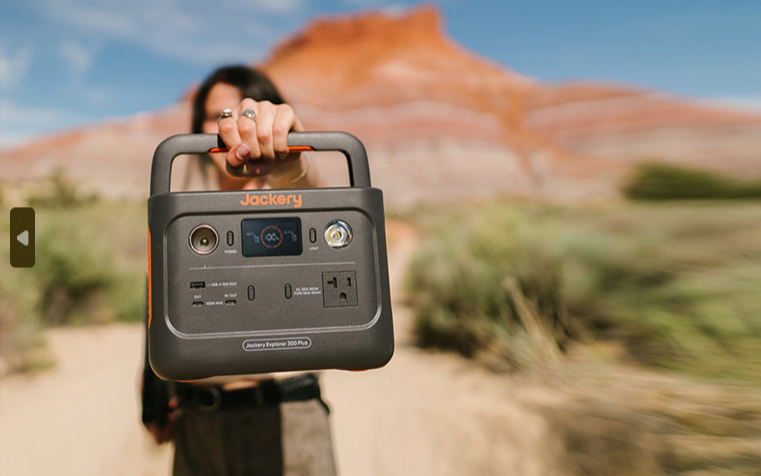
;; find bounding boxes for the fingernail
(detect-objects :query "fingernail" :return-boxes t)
[277,151,289,160]
[236,143,251,160]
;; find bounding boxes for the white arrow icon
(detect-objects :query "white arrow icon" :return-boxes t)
[17,230,29,246]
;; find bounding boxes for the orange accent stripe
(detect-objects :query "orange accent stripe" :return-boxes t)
[286,145,313,152]
[207,146,313,154]
[147,226,152,329]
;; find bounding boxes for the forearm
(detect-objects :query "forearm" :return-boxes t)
[266,153,320,189]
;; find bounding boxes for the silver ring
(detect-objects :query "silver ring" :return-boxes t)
[239,108,256,121]
[217,108,233,124]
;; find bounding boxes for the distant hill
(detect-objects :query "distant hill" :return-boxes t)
[2,5,759,205]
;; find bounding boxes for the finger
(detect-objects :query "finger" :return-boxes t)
[218,109,245,167]
[146,423,170,445]
[232,99,261,168]
[159,423,174,444]
[255,101,277,160]
[272,104,299,158]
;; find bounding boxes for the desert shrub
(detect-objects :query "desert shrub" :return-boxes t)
[624,163,761,200]
[0,198,146,373]
[547,364,761,476]
[406,202,761,383]
[31,219,117,325]
[0,214,51,374]
[559,204,761,382]
[25,199,146,325]
[26,169,98,208]
[0,293,52,375]
[406,204,571,369]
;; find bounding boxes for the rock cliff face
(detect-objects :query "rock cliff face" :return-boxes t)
[2,5,759,205]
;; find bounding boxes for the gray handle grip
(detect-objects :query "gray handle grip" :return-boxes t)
[150,131,371,196]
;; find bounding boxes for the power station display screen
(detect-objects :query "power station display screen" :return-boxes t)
[241,218,302,257]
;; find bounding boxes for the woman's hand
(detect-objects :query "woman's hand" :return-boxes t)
[217,99,307,181]
[144,409,176,445]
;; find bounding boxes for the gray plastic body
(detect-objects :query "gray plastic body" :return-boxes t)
[148,132,394,381]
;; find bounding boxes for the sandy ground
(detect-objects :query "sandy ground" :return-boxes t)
[0,222,561,476]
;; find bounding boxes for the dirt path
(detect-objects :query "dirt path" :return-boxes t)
[0,324,173,476]
[0,221,560,476]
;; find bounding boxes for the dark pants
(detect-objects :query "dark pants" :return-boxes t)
[172,400,336,476]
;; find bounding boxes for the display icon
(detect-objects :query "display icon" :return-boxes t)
[10,207,35,268]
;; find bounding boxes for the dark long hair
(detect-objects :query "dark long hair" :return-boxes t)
[191,65,286,134]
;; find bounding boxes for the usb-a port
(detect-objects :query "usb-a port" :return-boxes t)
[190,282,205,289]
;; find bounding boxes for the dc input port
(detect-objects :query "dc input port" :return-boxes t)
[189,225,219,255]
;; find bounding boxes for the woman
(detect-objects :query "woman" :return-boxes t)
[143,65,336,476]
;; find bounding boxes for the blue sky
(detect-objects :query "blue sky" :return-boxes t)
[1,0,759,148]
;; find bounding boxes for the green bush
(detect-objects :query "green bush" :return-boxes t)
[26,169,99,208]
[32,219,117,325]
[0,197,147,373]
[26,199,147,325]
[0,245,52,374]
[624,163,761,200]
[406,202,761,384]
[406,204,571,369]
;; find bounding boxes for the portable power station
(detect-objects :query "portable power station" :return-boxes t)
[147,132,394,381]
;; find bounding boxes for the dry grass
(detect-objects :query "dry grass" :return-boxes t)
[544,356,761,475]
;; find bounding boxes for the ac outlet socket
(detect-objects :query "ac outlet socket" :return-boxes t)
[322,271,358,308]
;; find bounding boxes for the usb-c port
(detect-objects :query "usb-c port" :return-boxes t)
[192,301,204,307]
[224,300,237,306]
[190,282,205,289]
